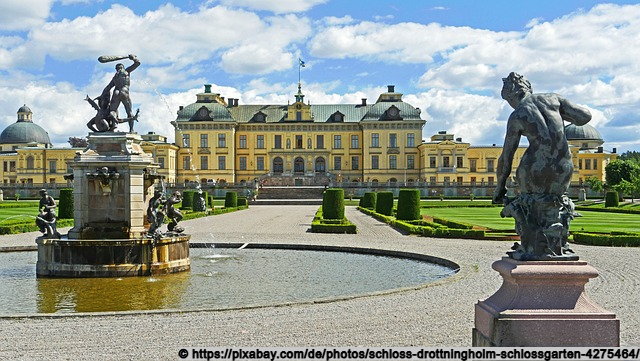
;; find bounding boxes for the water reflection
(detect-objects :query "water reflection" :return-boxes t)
[0,248,454,315]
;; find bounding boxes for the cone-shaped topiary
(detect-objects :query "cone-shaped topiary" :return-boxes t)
[375,191,394,216]
[224,191,238,208]
[58,188,74,219]
[361,192,377,209]
[396,189,421,221]
[322,188,344,219]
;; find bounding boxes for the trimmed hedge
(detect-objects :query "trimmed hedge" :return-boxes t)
[237,197,248,207]
[396,189,420,221]
[181,190,195,209]
[575,206,640,215]
[605,191,619,208]
[322,188,345,220]
[224,191,238,208]
[375,192,394,216]
[311,207,357,234]
[58,188,74,219]
[361,192,377,209]
[432,216,474,229]
[572,232,640,247]
[193,191,208,212]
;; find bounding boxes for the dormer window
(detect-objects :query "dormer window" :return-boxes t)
[191,106,213,121]
[384,105,402,120]
[332,112,345,122]
[252,112,266,123]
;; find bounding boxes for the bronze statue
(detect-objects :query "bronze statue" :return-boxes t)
[36,189,61,238]
[493,72,591,260]
[146,190,166,239]
[87,54,140,133]
[165,191,184,233]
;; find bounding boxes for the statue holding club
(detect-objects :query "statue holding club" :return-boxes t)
[86,54,140,133]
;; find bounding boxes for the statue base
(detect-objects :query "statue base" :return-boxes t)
[473,257,619,346]
[35,234,190,277]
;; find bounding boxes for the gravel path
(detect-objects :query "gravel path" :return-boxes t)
[0,205,638,360]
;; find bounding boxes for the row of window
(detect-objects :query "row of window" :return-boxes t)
[428,157,495,172]
[180,155,417,172]
[3,159,59,173]
[578,158,599,170]
[427,176,495,186]
[182,133,417,149]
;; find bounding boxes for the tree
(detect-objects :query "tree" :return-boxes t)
[619,150,640,165]
[605,159,640,188]
[584,177,603,193]
[68,137,88,148]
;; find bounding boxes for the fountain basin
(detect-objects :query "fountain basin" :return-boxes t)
[35,234,190,277]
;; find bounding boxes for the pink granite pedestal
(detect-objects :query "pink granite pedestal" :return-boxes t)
[473,257,619,346]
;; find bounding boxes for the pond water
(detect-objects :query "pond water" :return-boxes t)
[0,247,455,315]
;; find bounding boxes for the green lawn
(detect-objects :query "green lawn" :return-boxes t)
[0,204,40,224]
[423,206,640,234]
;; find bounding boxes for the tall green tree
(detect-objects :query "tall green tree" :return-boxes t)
[605,159,640,188]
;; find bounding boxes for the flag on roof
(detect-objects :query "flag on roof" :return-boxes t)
[299,58,306,67]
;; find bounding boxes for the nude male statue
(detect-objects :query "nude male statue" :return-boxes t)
[103,54,140,122]
[493,72,592,260]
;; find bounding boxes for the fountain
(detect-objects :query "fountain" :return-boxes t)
[35,54,191,277]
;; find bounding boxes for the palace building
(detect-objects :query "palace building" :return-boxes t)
[0,85,617,194]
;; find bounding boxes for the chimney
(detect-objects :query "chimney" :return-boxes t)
[597,146,603,153]
[234,99,239,107]
[361,98,367,106]
[438,130,446,134]
[204,84,212,93]
[613,147,617,153]
[387,85,395,93]
[179,106,184,110]
[227,98,234,107]
[456,138,462,142]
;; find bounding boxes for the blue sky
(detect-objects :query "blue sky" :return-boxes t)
[1,0,639,153]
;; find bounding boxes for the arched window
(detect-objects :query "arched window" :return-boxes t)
[315,157,326,172]
[273,157,284,174]
[26,156,35,170]
[294,157,304,173]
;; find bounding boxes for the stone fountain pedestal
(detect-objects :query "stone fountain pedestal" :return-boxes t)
[473,257,619,346]
[36,132,190,278]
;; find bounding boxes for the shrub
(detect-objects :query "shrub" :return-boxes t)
[193,191,208,212]
[58,188,74,219]
[237,197,248,207]
[181,190,195,209]
[322,188,344,219]
[361,192,377,209]
[605,191,619,207]
[396,189,421,221]
[375,192,394,216]
[224,191,238,208]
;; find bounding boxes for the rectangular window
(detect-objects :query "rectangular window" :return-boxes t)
[389,155,397,170]
[430,157,436,168]
[218,133,226,148]
[488,177,495,186]
[351,135,359,149]
[257,135,265,149]
[593,159,598,170]
[333,135,342,149]
[389,133,397,148]
[371,155,379,170]
[157,157,165,169]
[239,156,247,171]
[49,160,57,173]
[200,134,208,148]
[457,176,463,184]
[295,135,303,149]
[3,162,6,172]
[239,135,247,149]
[578,159,582,170]
[456,156,463,168]
[407,155,415,170]
[470,159,477,172]
[443,156,450,168]
[334,156,342,170]
[407,133,415,147]
[183,156,191,170]
[371,133,379,148]
[256,156,264,171]
[200,155,208,170]
[351,156,359,170]
[182,134,190,148]
[471,177,476,185]
[444,177,450,185]
[274,135,282,149]
[429,176,436,185]
[218,156,226,170]
[316,135,324,149]
[585,159,592,170]
[487,159,495,173]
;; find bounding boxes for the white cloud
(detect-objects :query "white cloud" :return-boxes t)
[216,0,328,14]
[0,0,53,31]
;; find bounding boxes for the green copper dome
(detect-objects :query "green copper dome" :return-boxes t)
[0,105,52,145]
[565,124,602,141]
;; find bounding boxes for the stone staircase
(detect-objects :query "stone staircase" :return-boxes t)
[253,186,325,205]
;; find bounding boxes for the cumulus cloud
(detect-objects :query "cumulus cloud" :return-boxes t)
[216,0,328,14]
[0,0,53,31]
